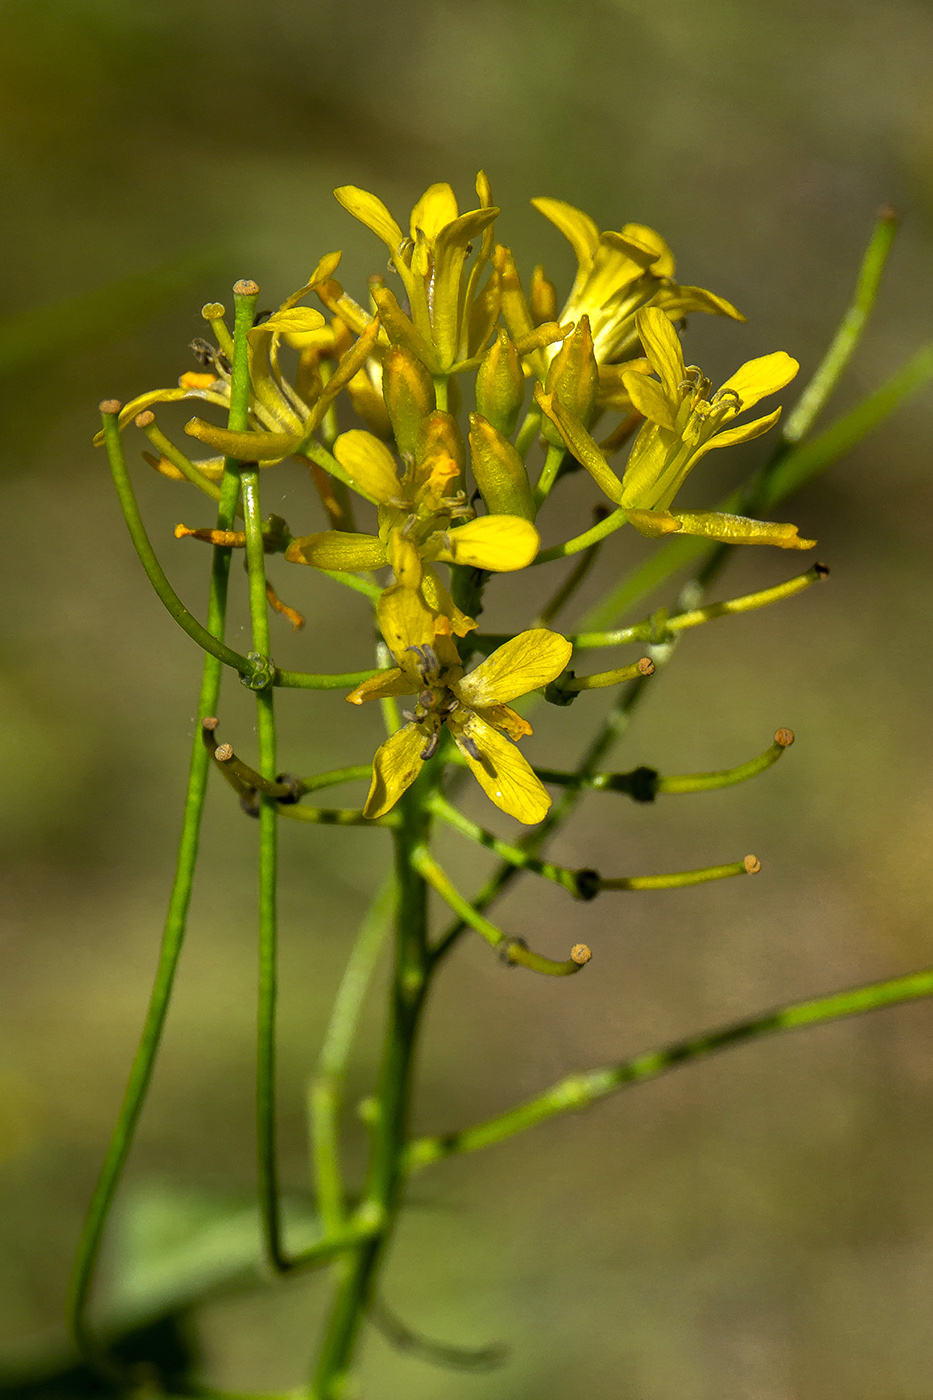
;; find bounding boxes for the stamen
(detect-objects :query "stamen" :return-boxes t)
[420,730,441,760]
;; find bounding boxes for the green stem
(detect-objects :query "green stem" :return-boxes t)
[533,441,566,508]
[407,964,933,1171]
[310,781,433,1399]
[67,290,258,1367]
[235,283,289,1275]
[100,408,263,683]
[275,667,379,690]
[513,403,542,459]
[299,764,373,795]
[533,520,607,625]
[311,878,395,1234]
[534,506,628,564]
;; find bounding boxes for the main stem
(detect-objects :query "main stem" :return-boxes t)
[310,777,433,1398]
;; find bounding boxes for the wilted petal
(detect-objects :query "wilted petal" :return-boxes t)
[651,283,744,322]
[421,567,476,637]
[624,508,684,539]
[634,307,686,404]
[719,352,798,413]
[454,629,572,707]
[363,724,426,818]
[667,510,816,549]
[346,668,414,706]
[620,223,676,278]
[431,515,540,572]
[184,419,299,464]
[451,710,552,824]
[285,531,388,571]
[333,429,400,504]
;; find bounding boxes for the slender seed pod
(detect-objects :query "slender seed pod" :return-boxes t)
[469,413,537,521]
[475,330,525,437]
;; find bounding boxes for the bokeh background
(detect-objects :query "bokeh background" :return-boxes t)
[3,1,933,1395]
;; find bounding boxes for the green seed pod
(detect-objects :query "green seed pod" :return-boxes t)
[382,347,436,459]
[469,413,537,522]
[542,313,598,447]
[475,329,525,438]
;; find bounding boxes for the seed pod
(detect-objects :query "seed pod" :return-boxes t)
[383,347,436,457]
[542,313,598,447]
[469,413,536,522]
[475,330,525,438]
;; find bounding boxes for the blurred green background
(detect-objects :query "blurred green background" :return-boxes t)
[3,0,933,1394]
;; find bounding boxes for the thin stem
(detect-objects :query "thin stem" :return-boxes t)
[68,295,256,1366]
[278,804,396,827]
[231,282,290,1277]
[99,407,264,683]
[533,441,566,508]
[139,414,223,502]
[780,206,898,447]
[534,506,628,564]
[533,517,608,626]
[429,794,580,895]
[407,963,933,1171]
[299,764,373,795]
[513,403,541,458]
[571,563,829,649]
[275,667,379,690]
[414,845,589,976]
[598,855,759,891]
[310,779,434,1399]
[311,878,395,1234]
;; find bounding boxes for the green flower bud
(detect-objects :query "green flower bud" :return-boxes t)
[542,313,598,447]
[476,330,525,437]
[469,413,536,522]
[383,347,436,458]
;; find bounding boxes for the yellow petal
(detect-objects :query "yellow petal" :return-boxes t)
[534,387,625,503]
[248,307,326,350]
[454,629,572,707]
[363,724,426,819]
[377,583,437,664]
[531,197,601,269]
[451,711,551,824]
[386,532,424,589]
[432,516,540,572]
[634,307,685,404]
[285,531,388,571]
[421,566,476,636]
[92,385,229,444]
[699,407,782,455]
[651,283,744,322]
[334,185,405,258]
[620,223,676,278]
[469,703,533,741]
[668,511,816,549]
[333,430,400,504]
[719,352,798,413]
[621,371,676,430]
[346,668,413,706]
[410,183,459,242]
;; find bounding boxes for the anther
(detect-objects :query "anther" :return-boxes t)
[233,279,259,297]
[774,728,795,748]
[420,731,441,761]
[99,399,122,415]
[743,854,762,874]
[458,734,481,761]
[570,944,592,965]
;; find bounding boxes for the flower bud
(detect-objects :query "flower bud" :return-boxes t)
[418,411,466,476]
[542,313,598,447]
[383,347,436,457]
[475,330,525,437]
[530,265,558,325]
[469,413,536,522]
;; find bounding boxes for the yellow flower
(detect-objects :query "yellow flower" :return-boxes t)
[529,197,743,366]
[348,587,571,823]
[334,174,499,373]
[537,307,815,551]
[285,426,540,577]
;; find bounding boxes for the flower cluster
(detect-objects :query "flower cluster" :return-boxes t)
[103,174,815,823]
